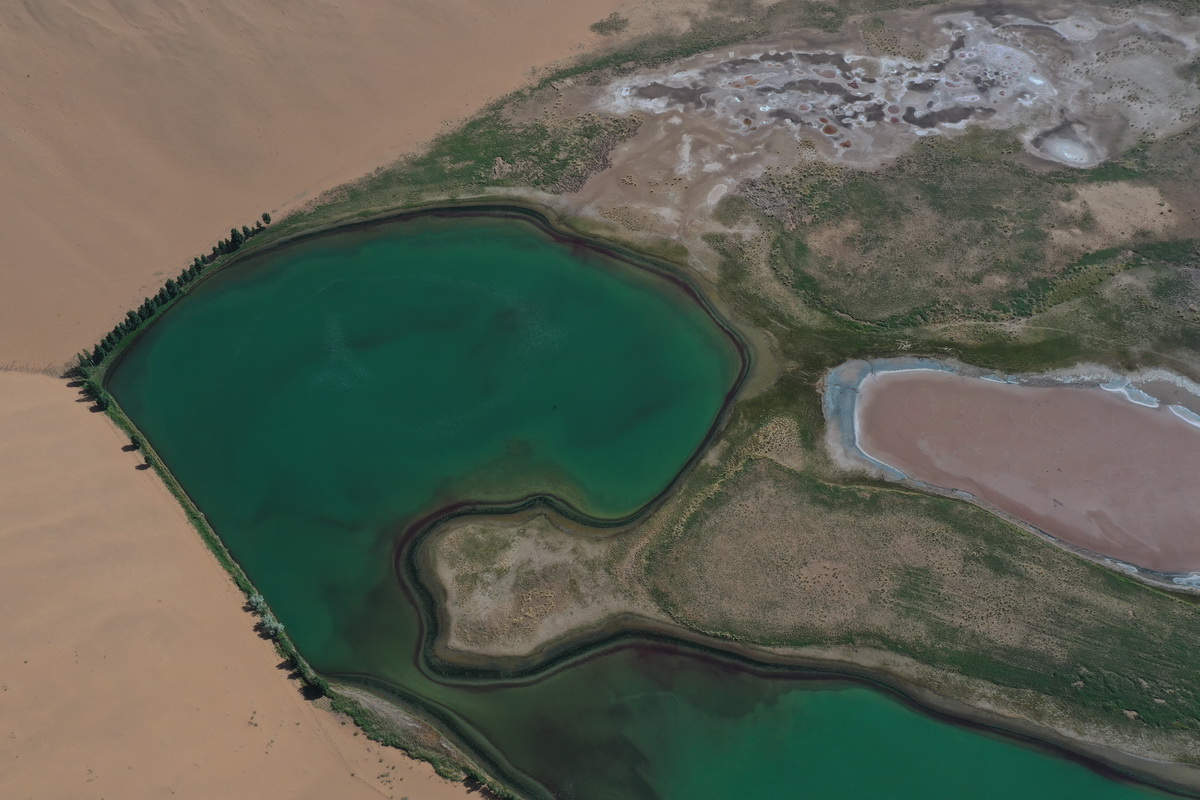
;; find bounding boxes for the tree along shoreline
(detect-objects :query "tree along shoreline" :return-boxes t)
[74,213,272,406]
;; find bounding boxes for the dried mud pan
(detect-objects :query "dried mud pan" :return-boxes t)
[599,3,1200,167]
[568,2,1200,231]
[825,358,1200,587]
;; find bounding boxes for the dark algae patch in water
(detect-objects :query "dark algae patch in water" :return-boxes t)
[107,211,1172,800]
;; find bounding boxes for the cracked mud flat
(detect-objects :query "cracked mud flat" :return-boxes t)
[826,359,1200,579]
[566,2,1200,236]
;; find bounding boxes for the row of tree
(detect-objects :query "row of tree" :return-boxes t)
[78,213,272,372]
[247,592,285,639]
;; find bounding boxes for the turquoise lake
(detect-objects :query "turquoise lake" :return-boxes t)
[107,212,1169,799]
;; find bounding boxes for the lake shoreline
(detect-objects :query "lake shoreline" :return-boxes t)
[97,205,1199,800]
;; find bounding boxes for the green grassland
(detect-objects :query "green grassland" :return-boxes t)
[650,155,1200,744]
[733,128,1200,329]
[639,391,1200,743]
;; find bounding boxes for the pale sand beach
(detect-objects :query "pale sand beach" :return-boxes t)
[0,0,682,795]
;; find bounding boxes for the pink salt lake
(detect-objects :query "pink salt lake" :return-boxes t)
[856,370,1200,573]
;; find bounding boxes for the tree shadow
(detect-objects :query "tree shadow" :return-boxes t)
[135,462,151,470]
[121,443,139,452]
[274,657,325,700]
[299,683,325,701]
[463,777,504,798]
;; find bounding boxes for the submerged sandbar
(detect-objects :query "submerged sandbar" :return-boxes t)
[826,359,1200,577]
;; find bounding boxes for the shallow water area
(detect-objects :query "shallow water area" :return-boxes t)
[109,216,1171,799]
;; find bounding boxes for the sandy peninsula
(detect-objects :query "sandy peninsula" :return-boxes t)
[0,371,476,799]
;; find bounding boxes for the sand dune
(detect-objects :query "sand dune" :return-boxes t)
[0,371,475,799]
[0,0,646,372]
[0,1,686,795]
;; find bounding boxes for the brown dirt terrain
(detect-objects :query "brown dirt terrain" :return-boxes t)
[1050,184,1175,255]
[432,513,659,658]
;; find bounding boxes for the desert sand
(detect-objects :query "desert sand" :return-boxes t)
[0,371,478,799]
[0,0,687,796]
[0,0,663,372]
[856,370,1200,574]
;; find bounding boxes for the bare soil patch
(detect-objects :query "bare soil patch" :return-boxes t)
[432,514,659,658]
[1051,184,1175,254]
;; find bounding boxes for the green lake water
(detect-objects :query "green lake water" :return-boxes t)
[108,212,1167,800]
